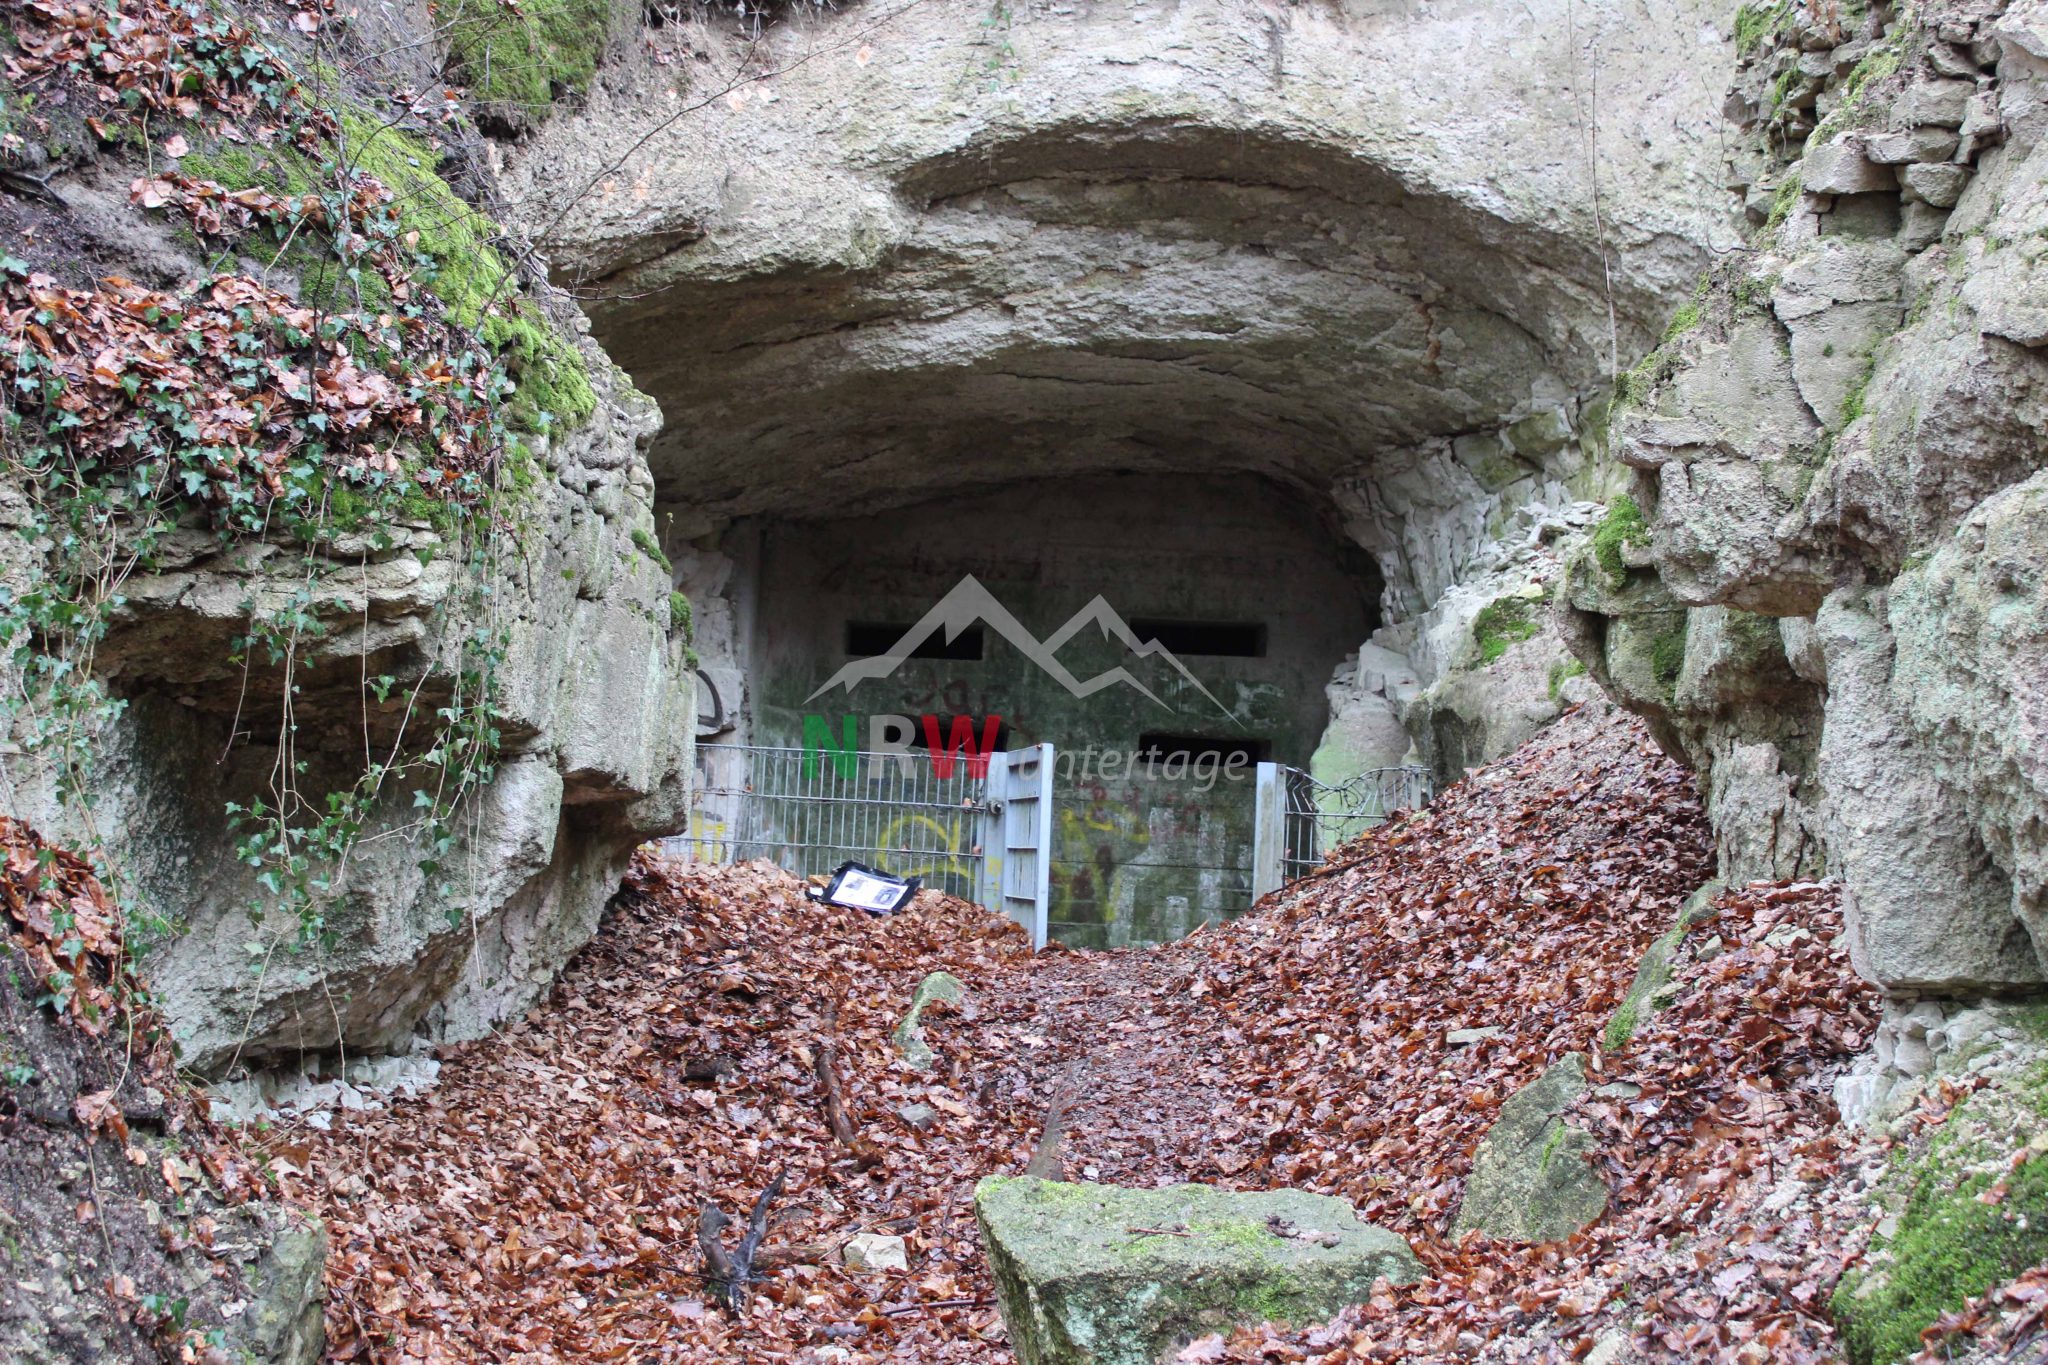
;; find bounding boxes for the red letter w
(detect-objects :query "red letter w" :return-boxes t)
[922,714,1002,780]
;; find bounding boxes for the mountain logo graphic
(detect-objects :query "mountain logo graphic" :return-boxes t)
[804,575,1238,722]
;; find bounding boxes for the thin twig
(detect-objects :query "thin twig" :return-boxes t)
[816,1003,882,1169]
[878,1296,993,1317]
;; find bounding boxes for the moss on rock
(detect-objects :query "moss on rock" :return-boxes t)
[629,527,672,574]
[1452,1055,1609,1243]
[1649,620,1688,690]
[183,113,596,434]
[340,113,594,431]
[1604,880,1724,1050]
[975,1178,1419,1365]
[1592,494,1651,586]
[1734,2,1792,56]
[1833,1060,2048,1364]
[443,0,614,113]
[1471,593,1543,666]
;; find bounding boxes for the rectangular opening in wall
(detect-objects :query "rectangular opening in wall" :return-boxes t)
[1135,734,1270,767]
[1127,619,1267,658]
[846,622,985,661]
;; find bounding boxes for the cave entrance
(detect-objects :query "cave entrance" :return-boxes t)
[680,472,1380,947]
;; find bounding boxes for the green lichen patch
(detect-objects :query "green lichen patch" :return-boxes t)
[1833,1060,2048,1364]
[1764,174,1804,233]
[1547,658,1586,702]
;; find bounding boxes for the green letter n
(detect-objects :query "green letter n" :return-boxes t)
[802,714,860,780]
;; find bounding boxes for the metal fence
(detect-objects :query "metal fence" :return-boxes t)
[1253,762,1435,895]
[667,743,993,901]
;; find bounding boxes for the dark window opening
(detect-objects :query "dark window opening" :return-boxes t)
[1135,734,1270,767]
[1127,619,1267,658]
[846,621,984,661]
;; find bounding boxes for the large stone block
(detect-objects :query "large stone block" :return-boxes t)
[975,1178,1419,1365]
[1453,1055,1609,1244]
[1803,139,1899,194]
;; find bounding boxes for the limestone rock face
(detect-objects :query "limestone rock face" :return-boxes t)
[975,1177,1419,1365]
[501,0,1736,779]
[1565,0,2048,994]
[513,0,1732,522]
[1,353,695,1073]
[1453,1055,1608,1244]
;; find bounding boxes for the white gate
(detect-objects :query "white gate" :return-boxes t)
[978,744,1055,949]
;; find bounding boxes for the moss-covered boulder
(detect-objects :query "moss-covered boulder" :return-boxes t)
[1604,879,1725,1050]
[1453,1054,1609,1244]
[975,1177,1419,1365]
[893,970,965,1069]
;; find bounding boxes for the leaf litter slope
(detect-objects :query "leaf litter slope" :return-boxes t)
[284,706,1899,1362]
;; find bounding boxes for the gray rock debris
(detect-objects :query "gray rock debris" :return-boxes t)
[1453,1054,1609,1244]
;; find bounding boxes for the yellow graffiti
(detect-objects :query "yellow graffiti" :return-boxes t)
[1055,799,1151,926]
[875,812,978,883]
[681,808,730,861]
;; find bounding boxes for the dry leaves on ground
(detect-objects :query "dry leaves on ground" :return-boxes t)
[284,706,2042,1363]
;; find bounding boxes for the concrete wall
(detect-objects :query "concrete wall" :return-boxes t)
[736,474,1375,946]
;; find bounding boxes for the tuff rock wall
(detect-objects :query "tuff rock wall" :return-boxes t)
[1,353,694,1074]
[503,0,1738,785]
[1564,0,2048,1003]
[1,63,694,1076]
